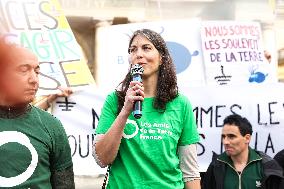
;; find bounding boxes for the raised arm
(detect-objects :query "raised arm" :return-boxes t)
[93,81,144,167]
[35,87,73,110]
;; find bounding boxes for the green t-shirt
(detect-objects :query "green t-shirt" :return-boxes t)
[0,106,72,189]
[96,92,200,189]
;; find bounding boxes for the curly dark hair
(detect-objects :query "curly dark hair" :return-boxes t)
[116,29,178,114]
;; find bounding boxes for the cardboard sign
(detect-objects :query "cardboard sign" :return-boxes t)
[0,0,95,95]
[201,21,277,85]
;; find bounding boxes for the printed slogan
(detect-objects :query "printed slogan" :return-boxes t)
[52,83,284,175]
[0,0,95,95]
[201,21,276,85]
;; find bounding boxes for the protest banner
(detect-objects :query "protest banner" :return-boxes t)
[53,83,284,175]
[182,83,284,171]
[0,0,95,95]
[95,19,205,94]
[52,86,107,175]
[52,19,284,175]
[201,21,277,85]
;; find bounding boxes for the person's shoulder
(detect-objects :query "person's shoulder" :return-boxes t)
[176,93,188,100]
[105,91,118,102]
[257,151,274,162]
[274,149,284,159]
[101,91,119,110]
[32,105,58,119]
[207,151,225,167]
[257,151,284,175]
[172,93,193,110]
[31,105,63,127]
[170,93,190,104]
[274,149,284,169]
[251,150,278,166]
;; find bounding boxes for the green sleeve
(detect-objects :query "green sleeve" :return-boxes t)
[95,92,118,134]
[178,96,200,146]
[49,116,73,171]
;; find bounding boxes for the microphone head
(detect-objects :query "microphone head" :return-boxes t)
[131,64,144,76]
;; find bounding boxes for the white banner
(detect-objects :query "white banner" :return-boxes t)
[53,19,283,175]
[53,83,284,174]
[182,83,284,171]
[201,21,277,85]
[96,19,206,94]
[52,86,107,175]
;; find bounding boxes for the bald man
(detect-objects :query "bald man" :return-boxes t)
[0,38,75,188]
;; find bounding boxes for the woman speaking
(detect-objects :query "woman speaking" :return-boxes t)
[93,29,200,189]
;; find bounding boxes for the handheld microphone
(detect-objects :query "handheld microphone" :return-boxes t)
[130,64,144,119]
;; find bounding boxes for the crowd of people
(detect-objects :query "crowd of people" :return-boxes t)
[0,29,284,189]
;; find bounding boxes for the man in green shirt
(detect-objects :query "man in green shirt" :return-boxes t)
[0,38,75,188]
[202,114,284,189]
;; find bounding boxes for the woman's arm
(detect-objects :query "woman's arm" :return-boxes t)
[178,144,201,189]
[94,108,131,167]
[94,81,144,167]
[185,180,200,189]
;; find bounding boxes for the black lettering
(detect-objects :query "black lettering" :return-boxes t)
[68,135,77,157]
[193,107,199,127]
[216,105,226,127]
[92,134,96,148]
[257,104,267,125]
[79,135,90,158]
[56,97,76,111]
[220,135,224,154]
[268,102,280,125]
[265,133,275,153]
[197,133,205,156]
[201,106,213,128]
[254,132,258,150]
[92,108,99,130]
[230,104,242,114]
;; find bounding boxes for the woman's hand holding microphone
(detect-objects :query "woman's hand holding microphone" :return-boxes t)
[122,81,144,116]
